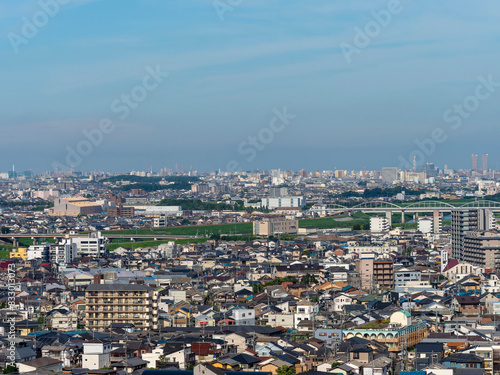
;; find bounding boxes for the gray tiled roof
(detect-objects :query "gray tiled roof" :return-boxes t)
[86,283,153,291]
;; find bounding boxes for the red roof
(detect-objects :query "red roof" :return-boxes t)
[442,258,459,272]
[455,295,480,305]
[191,342,214,355]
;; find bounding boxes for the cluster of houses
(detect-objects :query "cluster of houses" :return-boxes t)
[0,228,499,375]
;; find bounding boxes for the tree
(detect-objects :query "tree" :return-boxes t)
[1,227,9,234]
[300,273,318,285]
[406,246,413,255]
[2,365,18,374]
[253,283,264,293]
[352,223,361,231]
[276,365,296,375]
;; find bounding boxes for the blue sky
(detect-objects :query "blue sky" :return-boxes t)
[1,0,500,173]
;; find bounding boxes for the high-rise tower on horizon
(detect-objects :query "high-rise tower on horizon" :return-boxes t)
[482,153,489,173]
[471,154,478,171]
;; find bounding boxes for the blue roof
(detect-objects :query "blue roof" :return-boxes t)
[63,330,89,336]
[27,330,51,337]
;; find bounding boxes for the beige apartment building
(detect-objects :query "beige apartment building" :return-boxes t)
[253,217,299,236]
[463,230,500,270]
[85,283,158,331]
[356,256,394,291]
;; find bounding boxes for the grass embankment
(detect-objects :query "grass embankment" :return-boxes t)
[299,213,371,230]
[102,222,253,236]
[0,248,12,259]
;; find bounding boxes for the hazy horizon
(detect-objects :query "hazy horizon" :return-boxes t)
[2,0,500,173]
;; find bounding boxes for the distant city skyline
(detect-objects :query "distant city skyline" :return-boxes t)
[2,1,500,173]
[1,155,497,175]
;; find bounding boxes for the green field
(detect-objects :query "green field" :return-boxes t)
[103,222,253,237]
[106,238,207,251]
[16,237,56,247]
[299,213,371,230]
[393,223,418,230]
[0,242,14,259]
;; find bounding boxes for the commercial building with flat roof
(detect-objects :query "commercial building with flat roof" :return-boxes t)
[50,197,102,216]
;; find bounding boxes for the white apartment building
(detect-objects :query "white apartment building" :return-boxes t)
[81,340,111,370]
[266,313,294,328]
[71,232,106,257]
[154,215,167,228]
[370,216,390,233]
[294,301,319,329]
[231,308,255,325]
[27,244,50,260]
[394,268,422,287]
[50,238,77,265]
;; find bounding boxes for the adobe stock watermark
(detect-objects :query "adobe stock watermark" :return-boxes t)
[52,65,169,172]
[340,0,407,64]
[226,107,296,172]
[213,0,243,21]
[7,0,70,54]
[398,74,500,169]
[6,264,19,369]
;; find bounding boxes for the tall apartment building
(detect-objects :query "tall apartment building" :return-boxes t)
[482,153,489,173]
[191,183,210,193]
[452,209,495,260]
[154,215,168,228]
[463,230,500,269]
[269,187,289,197]
[373,259,394,289]
[253,218,299,236]
[85,283,158,332]
[418,212,442,234]
[108,204,135,217]
[27,243,51,261]
[370,216,390,233]
[472,154,479,171]
[356,254,375,290]
[355,254,394,290]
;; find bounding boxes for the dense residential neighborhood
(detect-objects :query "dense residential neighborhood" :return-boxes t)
[2,167,500,375]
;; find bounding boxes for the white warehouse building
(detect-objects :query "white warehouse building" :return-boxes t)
[261,196,305,209]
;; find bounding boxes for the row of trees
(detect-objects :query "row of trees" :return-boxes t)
[252,274,318,293]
